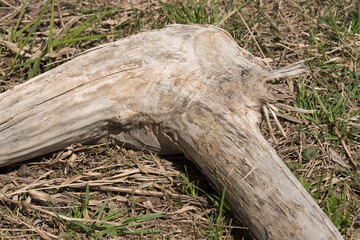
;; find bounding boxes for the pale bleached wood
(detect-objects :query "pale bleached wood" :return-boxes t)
[0,24,342,240]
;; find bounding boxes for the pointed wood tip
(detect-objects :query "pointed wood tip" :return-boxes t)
[266,63,309,81]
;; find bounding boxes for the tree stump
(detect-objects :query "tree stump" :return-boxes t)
[0,24,342,239]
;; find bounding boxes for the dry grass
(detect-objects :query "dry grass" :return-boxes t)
[0,144,242,239]
[0,0,359,239]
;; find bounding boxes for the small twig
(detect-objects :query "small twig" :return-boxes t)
[216,9,236,26]
[2,197,140,227]
[3,197,203,227]
[151,152,174,182]
[275,111,303,124]
[0,0,33,20]
[267,104,287,139]
[0,174,35,184]
[274,103,316,114]
[102,169,140,180]
[0,40,31,57]
[332,124,357,168]
[211,224,248,230]
[99,186,207,204]
[57,2,65,29]
[132,155,149,174]
[236,9,267,61]
[262,105,277,143]
[0,178,58,200]
[3,214,53,240]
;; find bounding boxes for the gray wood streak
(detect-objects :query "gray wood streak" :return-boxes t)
[0,24,342,240]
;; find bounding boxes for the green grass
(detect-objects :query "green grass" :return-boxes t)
[295,69,360,142]
[179,168,242,239]
[287,3,360,234]
[49,184,164,239]
[292,7,360,231]
[3,0,121,81]
[179,166,199,197]
[159,0,235,25]
[203,186,227,239]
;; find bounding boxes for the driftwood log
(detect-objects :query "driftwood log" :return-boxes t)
[0,25,342,239]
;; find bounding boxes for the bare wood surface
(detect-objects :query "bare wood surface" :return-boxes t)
[0,24,342,239]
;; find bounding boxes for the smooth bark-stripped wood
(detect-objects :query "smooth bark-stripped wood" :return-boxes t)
[0,25,342,239]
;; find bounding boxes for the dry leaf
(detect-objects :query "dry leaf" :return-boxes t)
[328,147,350,170]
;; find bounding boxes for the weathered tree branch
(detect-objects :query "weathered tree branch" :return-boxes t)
[0,24,342,239]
